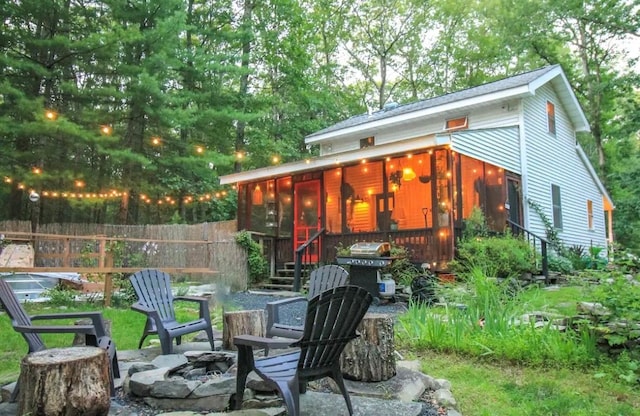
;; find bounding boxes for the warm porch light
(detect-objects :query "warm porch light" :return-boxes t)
[402,167,416,182]
[100,125,112,135]
[252,185,263,205]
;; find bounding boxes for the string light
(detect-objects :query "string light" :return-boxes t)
[45,110,58,121]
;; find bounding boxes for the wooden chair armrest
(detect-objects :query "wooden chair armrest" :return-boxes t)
[30,311,103,321]
[30,312,108,337]
[174,296,211,319]
[13,324,97,335]
[131,302,156,314]
[233,334,296,350]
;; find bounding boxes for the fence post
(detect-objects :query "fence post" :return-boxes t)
[104,253,114,307]
[98,235,106,269]
[63,238,71,267]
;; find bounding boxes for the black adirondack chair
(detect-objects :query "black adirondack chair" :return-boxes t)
[266,264,349,339]
[128,269,215,355]
[234,285,373,416]
[0,277,119,401]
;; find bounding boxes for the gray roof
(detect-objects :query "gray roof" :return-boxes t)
[307,65,559,139]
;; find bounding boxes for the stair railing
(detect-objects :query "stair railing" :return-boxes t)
[293,228,325,291]
[507,220,549,283]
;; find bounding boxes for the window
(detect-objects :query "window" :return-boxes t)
[551,184,563,229]
[547,101,556,135]
[445,116,468,130]
[360,136,375,149]
[587,200,594,230]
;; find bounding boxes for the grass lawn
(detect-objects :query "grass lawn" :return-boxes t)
[0,300,209,386]
[2,283,640,415]
[409,350,640,416]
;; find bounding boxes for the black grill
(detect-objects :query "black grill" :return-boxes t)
[336,242,397,302]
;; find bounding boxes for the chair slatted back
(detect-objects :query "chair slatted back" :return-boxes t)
[0,278,46,352]
[307,265,349,298]
[295,285,372,372]
[129,269,176,323]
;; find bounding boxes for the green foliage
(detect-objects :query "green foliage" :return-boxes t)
[461,206,489,240]
[397,268,599,367]
[611,244,640,274]
[383,244,422,287]
[589,272,640,353]
[42,286,79,307]
[547,254,574,274]
[449,233,536,279]
[527,198,564,254]
[235,230,269,284]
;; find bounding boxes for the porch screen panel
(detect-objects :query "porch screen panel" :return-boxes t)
[343,161,383,232]
[459,155,508,232]
[277,178,293,237]
[388,154,431,230]
[485,166,507,232]
[459,155,484,218]
[248,180,276,235]
[323,168,342,233]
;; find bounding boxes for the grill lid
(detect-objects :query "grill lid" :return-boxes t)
[349,242,391,257]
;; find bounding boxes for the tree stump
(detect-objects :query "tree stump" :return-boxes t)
[73,319,112,346]
[223,309,266,350]
[18,346,110,416]
[340,313,396,382]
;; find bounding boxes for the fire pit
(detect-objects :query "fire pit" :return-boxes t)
[336,242,398,304]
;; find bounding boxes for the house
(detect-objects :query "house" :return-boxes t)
[220,65,614,281]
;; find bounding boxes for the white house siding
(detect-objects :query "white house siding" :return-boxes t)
[522,83,608,251]
[448,126,521,174]
[321,101,521,157]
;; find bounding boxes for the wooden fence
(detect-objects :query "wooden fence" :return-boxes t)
[0,220,248,302]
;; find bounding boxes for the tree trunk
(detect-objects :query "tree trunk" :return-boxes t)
[18,347,110,416]
[223,309,266,350]
[340,313,396,382]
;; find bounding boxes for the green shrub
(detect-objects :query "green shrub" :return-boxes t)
[383,244,422,286]
[397,268,600,367]
[235,230,269,284]
[42,286,78,307]
[548,254,574,274]
[449,234,536,279]
[590,272,640,352]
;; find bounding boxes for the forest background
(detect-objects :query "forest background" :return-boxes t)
[1,0,640,251]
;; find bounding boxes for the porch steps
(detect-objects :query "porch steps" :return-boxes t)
[259,262,312,291]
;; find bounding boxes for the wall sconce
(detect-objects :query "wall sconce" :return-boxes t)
[252,185,263,205]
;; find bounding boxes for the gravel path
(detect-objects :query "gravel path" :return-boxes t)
[221,290,410,326]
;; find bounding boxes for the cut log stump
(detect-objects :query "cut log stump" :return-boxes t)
[18,346,110,416]
[223,309,266,350]
[340,313,396,382]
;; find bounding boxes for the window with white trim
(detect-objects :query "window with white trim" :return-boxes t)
[551,184,563,229]
[547,101,556,135]
[445,116,468,131]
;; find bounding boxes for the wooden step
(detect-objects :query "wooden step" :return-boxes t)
[259,283,295,290]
